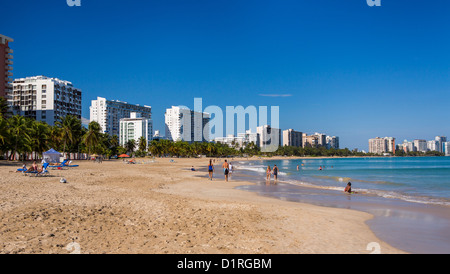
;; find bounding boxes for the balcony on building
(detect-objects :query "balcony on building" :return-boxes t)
[5,54,13,60]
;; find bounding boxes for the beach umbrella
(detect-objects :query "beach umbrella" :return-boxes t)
[90,154,99,157]
[118,154,130,158]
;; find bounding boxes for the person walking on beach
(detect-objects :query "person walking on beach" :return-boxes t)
[208,160,214,181]
[266,165,272,181]
[222,160,230,182]
[228,162,233,180]
[273,165,279,184]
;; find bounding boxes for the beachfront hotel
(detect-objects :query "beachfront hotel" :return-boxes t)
[0,34,14,99]
[119,112,153,150]
[10,76,82,125]
[165,106,210,143]
[237,129,260,146]
[282,129,303,147]
[90,97,152,137]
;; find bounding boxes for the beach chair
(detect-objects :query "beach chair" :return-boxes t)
[36,163,50,177]
[51,160,69,170]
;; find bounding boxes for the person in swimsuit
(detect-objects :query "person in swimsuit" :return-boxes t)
[222,160,229,182]
[344,182,355,194]
[273,165,279,183]
[266,165,272,181]
[208,160,214,181]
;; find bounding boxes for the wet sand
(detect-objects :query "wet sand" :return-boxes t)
[0,158,404,254]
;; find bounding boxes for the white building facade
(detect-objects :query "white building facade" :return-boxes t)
[165,106,210,143]
[119,112,153,150]
[11,76,82,125]
[90,97,152,137]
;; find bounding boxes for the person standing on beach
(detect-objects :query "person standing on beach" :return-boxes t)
[208,160,214,181]
[266,165,272,181]
[222,160,230,182]
[273,165,279,184]
[228,162,233,180]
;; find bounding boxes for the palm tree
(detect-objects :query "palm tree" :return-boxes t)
[0,97,10,118]
[29,121,51,160]
[0,117,9,146]
[83,121,102,155]
[56,115,83,156]
[138,136,147,153]
[8,115,31,161]
[125,139,136,155]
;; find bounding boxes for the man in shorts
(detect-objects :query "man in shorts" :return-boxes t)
[222,160,230,182]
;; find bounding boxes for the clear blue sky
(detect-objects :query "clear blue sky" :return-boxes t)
[2,0,449,150]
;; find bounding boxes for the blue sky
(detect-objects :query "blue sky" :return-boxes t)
[2,0,449,150]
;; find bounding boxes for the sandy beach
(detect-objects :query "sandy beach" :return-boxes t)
[0,158,405,254]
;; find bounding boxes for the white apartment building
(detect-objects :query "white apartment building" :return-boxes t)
[413,139,427,153]
[435,136,447,153]
[165,106,210,143]
[283,129,303,147]
[257,125,281,152]
[444,142,450,156]
[369,137,396,154]
[237,129,260,146]
[90,97,152,137]
[215,135,245,148]
[427,140,439,152]
[119,112,153,150]
[10,76,82,125]
[326,136,340,149]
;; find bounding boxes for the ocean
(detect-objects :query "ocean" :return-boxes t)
[232,157,450,254]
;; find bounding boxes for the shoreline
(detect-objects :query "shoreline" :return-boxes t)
[0,159,405,254]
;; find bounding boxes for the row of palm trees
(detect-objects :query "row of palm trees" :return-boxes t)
[0,113,261,161]
[0,114,120,161]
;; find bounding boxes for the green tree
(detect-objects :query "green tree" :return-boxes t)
[83,121,102,155]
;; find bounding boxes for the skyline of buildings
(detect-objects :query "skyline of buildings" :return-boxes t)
[370,136,449,156]
[0,32,447,155]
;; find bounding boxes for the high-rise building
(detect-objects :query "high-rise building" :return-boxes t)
[90,97,152,137]
[119,112,153,150]
[302,133,318,148]
[435,136,447,153]
[427,140,439,152]
[443,142,450,156]
[413,139,427,153]
[314,133,327,147]
[165,106,210,143]
[282,129,303,147]
[257,125,281,152]
[0,34,13,99]
[326,136,340,149]
[11,76,82,125]
[369,137,396,154]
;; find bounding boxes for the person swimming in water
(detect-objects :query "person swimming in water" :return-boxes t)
[344,182,356,194]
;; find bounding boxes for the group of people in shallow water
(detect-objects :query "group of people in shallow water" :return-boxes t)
[204,159,356,194]
[207,159,234,182]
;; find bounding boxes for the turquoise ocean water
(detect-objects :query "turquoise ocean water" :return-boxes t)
[236,157,450,206]
[233,157,450,253]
